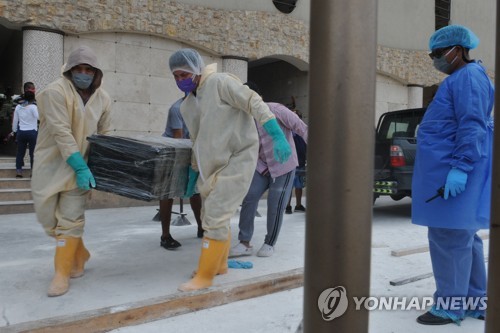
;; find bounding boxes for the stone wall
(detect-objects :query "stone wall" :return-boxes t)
[377,45,443,86]
[0,0,308,63]
[377,45,495,85]
[1,0,484,87]
[1,1,493,87]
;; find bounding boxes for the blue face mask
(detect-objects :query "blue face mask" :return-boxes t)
[433,46,457,74]
[72,72,94,89]
[176,75,198,93]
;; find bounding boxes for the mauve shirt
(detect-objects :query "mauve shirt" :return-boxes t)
[255,102,308,178]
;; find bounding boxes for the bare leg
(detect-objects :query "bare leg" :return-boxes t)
[295,188,303,207]
[294,188,306,212]
[159,199,181,249]
[190,194,204,237]
[159,199,174,239]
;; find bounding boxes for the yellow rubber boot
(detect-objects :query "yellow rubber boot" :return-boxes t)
[47,236,79,297]
[217,237,230,275]
[190,237,230,278]
[179,237,226,292]
[70,238,90,278]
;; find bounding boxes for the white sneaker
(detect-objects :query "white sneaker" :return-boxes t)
[256,244,274,257]
[229,242,253,257]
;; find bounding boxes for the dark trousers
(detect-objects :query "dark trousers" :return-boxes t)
[238,170,295,246]
[16,129,37,170]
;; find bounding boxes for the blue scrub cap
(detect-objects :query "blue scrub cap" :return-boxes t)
[429,25,479,50]
[169,48,205,75]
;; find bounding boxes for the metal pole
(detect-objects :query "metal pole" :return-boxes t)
[303,0,377,332]
[485,0,500,330]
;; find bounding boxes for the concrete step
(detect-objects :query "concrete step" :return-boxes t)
[0,157,30,164]
[0,178,32,189]
[0,162,31,168]
[0,157,17,164]
[0,155,30,167]
[0,193,157,215]
[0,200,34,214]
[0,165,31,178]
[0,156,156,215]
[0,189,32,201]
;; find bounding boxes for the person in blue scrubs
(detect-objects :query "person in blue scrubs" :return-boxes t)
[412,25,494,325]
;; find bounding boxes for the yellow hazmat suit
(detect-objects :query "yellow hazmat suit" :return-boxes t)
[170,49,290,291]
[32,49,112,238]
[31,45,112,296]
[180,63,275,241]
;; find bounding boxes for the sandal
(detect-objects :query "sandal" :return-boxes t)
[160,235,181,250]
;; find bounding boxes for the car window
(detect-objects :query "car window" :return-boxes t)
[377,109,426,140]
[387,122,409,139]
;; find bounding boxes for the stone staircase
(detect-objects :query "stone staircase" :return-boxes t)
[0,156,34,214]
[0,156,157,215]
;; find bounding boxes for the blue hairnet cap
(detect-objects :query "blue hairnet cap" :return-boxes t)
[429,25,479,50]
[169,48,205,75]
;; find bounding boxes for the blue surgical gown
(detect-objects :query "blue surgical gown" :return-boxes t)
[412,62,494,230]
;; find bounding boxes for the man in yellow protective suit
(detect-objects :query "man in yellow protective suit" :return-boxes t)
[169,48,292,291]
[31,45,113,297]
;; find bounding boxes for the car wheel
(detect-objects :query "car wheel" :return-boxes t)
[390,194,406,201]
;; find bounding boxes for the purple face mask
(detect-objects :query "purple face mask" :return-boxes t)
[176,76,198,93]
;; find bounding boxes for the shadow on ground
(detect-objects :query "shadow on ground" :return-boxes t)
[373,197,412,219]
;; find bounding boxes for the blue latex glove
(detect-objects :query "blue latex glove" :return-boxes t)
[444,168,468,199]
[228,260,253,269]
[184,165,199,198]
[262,118,292,163]
[66,152,95,190]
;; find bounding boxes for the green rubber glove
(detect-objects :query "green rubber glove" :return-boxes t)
[66,152,96,190]
[262,118,292,163]
[184,165,199,198]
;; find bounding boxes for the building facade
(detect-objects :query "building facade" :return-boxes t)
[0,0,496,142]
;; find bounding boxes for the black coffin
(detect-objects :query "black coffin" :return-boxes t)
[87,135,192,201]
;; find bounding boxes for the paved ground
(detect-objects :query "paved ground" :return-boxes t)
[0,196,489,332]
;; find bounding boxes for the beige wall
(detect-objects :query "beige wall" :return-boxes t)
[451,0,497,70]
[65,32,222,137]
[375,75,411,121]
[377,0,435,51]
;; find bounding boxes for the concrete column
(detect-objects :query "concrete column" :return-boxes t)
[303,0,377,332]
[22,27,64,91]
[222,56,248,82]
[407,85,423,108]
[485,2,500,331]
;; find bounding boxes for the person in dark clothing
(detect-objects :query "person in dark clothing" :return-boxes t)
[286,110,307,214]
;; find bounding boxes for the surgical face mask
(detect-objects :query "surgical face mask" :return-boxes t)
[176,75,198,93]
[433,46,457,74]
[72,72,94,89]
